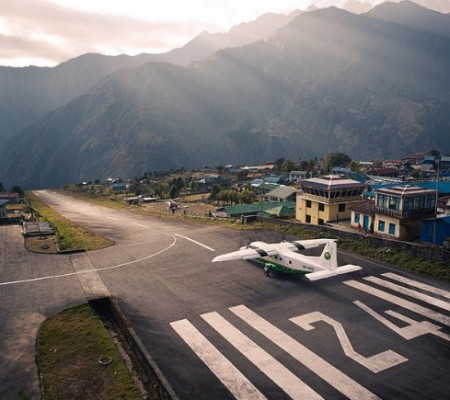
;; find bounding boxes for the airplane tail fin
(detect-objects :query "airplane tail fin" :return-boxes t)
[318,240,337,271]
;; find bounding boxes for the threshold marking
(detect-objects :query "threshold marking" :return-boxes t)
[381,273,450,299]
[364,276,450,312]
[202,311,323,400]
[231,305,378,400]
[175,234,215,251]
[344,280,450,326]
[170,319,267,400]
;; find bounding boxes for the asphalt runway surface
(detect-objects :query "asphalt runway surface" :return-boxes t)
[1,190,449,399]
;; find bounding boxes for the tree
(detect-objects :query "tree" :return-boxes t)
[169,185,180,199]
[10,185,24,196]
[427,149,441,158]
[237,170,248,180]
[239,189,256,204]
[324,152,351,172]
[281,159,295,172]
[274,158,285,172]
[209,184,221,202]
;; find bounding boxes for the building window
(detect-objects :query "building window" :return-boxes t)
[319,203,325,212]
[354,213,360,223]
[306,215,311,223]
[389,223,396,236]
[338,203,346,212]
[306,200,312,208]
[318,218,324,225]
[378,220,385,232]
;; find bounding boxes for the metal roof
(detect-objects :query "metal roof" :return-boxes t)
[300,175,365,190]
[222,201,295,217]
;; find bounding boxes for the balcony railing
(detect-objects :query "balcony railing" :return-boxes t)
[368,204,435,219]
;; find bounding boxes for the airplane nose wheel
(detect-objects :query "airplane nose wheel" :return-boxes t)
[264,265,270,277]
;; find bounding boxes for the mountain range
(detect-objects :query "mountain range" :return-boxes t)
[1,1,450,189]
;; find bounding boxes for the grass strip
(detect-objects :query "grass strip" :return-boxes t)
[37,304,143,400]
[25,192,113,251]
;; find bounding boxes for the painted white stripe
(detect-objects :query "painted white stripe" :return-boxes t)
[202,311,323,400]
[106,216,120,220]
[170,319,266,400]
[364,276,450,312]
[175,234,215,252]
[290,311,406,373]
[230,305,378,400]
[381,273,450,299]
[133,223,151,228]
[344,280,450,327]
[0,235,177,286]
[354,301,441,340]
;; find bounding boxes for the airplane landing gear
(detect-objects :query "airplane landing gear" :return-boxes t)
[264,264,271,277]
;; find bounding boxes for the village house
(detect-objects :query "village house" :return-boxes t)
[368,185,436,240]
[263,186,297,202]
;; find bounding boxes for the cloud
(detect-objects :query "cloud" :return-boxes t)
[0,0,219,66]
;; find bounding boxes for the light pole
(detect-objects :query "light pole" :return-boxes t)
[433,157,440,245]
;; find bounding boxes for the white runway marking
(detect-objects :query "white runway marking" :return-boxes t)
[175,234,215,251]
[355,300,450,342]
[106,216,120,220]
[0,235,177,286]
[202,311,323,400]
[170,319,267,400]
[291,311,407,373]
[364,276,450,312]
[344,280,450,326]
[231,305,379,400]
[381,273,450,299]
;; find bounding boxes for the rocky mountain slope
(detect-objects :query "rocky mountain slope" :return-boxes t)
[0,11,297,147]
[1,1,449,189]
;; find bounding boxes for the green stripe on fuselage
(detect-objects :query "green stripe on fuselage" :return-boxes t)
[256,258,309,276]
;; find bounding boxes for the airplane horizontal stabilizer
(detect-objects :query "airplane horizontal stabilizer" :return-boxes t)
[336,264,362,275]
[305,264,361,281]
[304,270,338,281]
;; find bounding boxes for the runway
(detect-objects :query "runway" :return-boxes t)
[1,190,449,399]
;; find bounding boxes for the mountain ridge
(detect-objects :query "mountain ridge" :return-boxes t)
[1,2,449,189]
[0,11,297,146]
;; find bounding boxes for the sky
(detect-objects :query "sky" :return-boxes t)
[0,0,383,68]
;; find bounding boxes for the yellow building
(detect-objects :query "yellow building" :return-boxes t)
[296,175,366,225]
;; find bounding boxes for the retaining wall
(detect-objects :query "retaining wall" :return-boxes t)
[89,297,179,400]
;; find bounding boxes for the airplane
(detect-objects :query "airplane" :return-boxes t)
[212,238,361,281]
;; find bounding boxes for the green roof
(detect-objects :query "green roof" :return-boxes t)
[223,201,295,217]
[261,204,295,217]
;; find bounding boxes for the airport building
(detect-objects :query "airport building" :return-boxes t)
[296,176,366,225]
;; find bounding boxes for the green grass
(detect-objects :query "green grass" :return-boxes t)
[25,192,113,251]
[37,304,142,400]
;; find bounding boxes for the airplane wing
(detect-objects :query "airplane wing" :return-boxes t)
[212,242,278,263]
[287,239,338,251]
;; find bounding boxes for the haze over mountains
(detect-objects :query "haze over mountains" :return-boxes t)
[1,1,450,189]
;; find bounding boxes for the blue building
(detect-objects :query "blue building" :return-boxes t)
[421,216,450,246]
